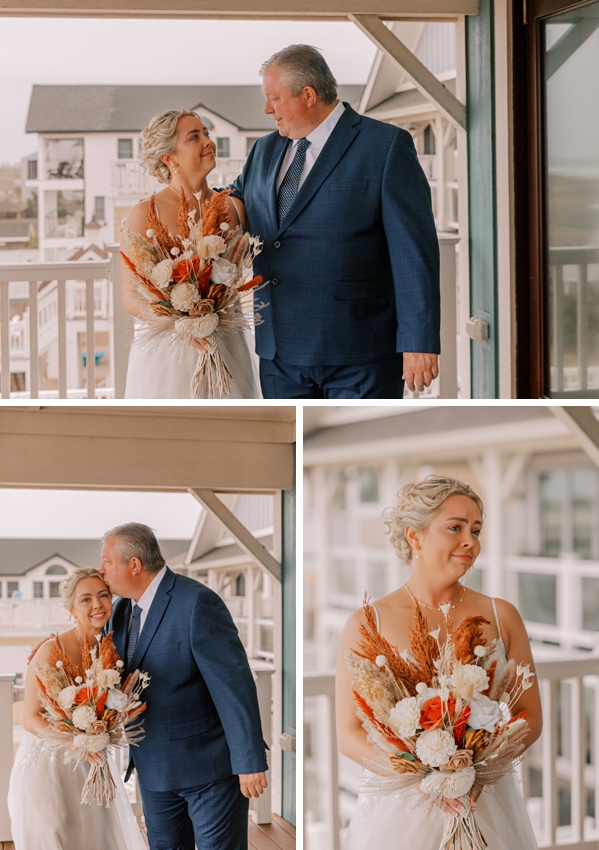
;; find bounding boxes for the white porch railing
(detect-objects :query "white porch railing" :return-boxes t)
[110,158,247,196]
[304,655,599,850]
[0,246,131,398]
[0,660,275,842]
[0,598,70,631]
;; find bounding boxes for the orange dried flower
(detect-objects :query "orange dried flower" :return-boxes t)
[201,190,233,237]
[173,257,201,283]
[75,685,98,706]
[450,616,490,665]
[419,695,455,731]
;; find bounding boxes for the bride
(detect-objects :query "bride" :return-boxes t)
[336,476,542,850]
[121,109,260,399]
[8,568,147,850]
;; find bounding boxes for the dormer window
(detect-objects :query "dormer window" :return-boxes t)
[46,564,67,575]
[118,139,134,159]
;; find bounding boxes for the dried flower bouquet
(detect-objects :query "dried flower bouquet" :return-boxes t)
[347,600,535,850]
[121,190,265,398]
[36,633,150,807]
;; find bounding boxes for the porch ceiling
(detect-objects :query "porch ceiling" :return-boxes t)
[0,0,478,18]
[0,407,295,492]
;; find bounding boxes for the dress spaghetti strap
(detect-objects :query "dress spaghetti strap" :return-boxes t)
[491,597,502,642]
[369,603,381,632]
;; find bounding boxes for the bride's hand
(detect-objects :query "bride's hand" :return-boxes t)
[64,742,103,766]
[190,337,210,353]
[440,785,482,816]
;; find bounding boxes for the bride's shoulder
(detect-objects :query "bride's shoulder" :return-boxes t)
[122,197,153,236]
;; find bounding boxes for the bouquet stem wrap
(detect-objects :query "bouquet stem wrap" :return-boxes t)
[81,754,117,808]
[440,798,487,850]
[190,334,232,399]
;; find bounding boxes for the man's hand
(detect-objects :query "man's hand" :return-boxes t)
[238,772,268,799]
[402,352,439,393]
[27,634,56,665]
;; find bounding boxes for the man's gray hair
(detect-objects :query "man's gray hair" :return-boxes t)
[260,44,338,105]
[103,523,166,574]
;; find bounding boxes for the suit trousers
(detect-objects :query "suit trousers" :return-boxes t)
[138,772,249,850]
[259,352,405,399]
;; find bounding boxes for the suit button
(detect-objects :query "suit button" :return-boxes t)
[271,278,279,284]
[273,241,281,248]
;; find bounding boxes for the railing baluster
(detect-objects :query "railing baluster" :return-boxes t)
[570,676,586,841]
[542,678,558,845]
[28,280,39,398]
[554,263,564,393]
[57,279,67,398]
[85,278,95,398]
[0,281,10,398]
[578,263,588,392]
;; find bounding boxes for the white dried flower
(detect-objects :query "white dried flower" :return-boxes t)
[474,646,487,658]
[501,692,510,703]
[200,235,226,260]
[421,766,476,798]
[467,694,502,732]
[170,246,181,256]
[72,705,97,731]
[429,627,441,641]
[219,222,230,232]
[150,258,174,291]
[146,229,155,238]
[75,676,83,684]
[388,697,421,738]
[415,728,457,768]
[175,313,219,340]
[97,668,121,689]
[106,689,129,711]
[375,655,387,668]
[74,732,110,753]
[439,602,452,618]
[451,663,489,701]
[55,660,63,669]
[56,685,78,710]
[415,682,428,695]
[210,257,236,287]
[171,282,200,312]
[116,660,124,669]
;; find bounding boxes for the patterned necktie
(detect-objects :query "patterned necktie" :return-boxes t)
[277,137,311,225]
[127,604,142,666]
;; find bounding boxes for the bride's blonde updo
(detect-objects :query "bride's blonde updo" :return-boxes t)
[384,475,484,563]
[140,109,201,184]
[58,567,110,611]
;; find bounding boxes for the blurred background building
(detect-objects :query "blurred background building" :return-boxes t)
[304,404,599,850]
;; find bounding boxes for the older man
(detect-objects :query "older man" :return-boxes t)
[232,44,440,399]
[99,523,267,850]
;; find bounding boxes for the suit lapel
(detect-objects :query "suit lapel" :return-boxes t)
[267,135,291,233]
[276,105,361,236]
[128,568,176,671]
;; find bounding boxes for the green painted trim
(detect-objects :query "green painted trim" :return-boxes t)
[467,0,499,398]
[281,472,296,826]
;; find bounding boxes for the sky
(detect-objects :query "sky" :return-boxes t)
[0,17,377,164]
[0,489,203,538]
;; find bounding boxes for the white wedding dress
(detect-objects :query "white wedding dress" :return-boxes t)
[344,600,538,850]
[8,732,147,850]
[124,324,260,398]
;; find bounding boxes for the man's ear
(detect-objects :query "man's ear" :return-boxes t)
[303,86,318,108]
[130,557,144,576]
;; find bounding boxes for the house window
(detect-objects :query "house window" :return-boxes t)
[216,138,230,158]
[28,159,38,180]
[367,561,386,599]
[246,137,261,156]
[45,139,83,179]
[332,558,356,595]
[7,581,19,597]
[33,582,44,598]
[94,197,105,223]
[46,564,67,575]
[423,124,436,155]
[359,469,379,503]
[117,139,134,159]
[538,467,597,559]
[235,574,246,596]
[49,582,61,598]
[517,572,557,625]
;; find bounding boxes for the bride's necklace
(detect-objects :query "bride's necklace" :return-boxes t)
[404,582,466,612]
[74,626,100,648]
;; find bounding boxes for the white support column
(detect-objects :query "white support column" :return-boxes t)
[189,489,281,583]
[249,664,275,825]
[350,15,467,130]
[108,244,132,399]
[0,281,9,399]
[271,489,283,817]
[455,16,471,398]
[481,451,504,598]
[0,674,13,842]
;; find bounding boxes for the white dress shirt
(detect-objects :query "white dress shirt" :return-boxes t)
[275,100,346,193]
[130,565,167,634]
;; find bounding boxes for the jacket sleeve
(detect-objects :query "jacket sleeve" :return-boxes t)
[189,587,268,775]
[381,129,441,355]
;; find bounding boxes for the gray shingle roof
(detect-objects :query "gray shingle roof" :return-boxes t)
[0,539,189,577]
[304,406,553,450]
[26,85,365,134]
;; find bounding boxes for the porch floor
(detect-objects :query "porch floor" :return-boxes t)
[0,814,296,850]
[250,814,296,850]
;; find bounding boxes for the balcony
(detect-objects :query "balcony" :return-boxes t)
[110,158,248,198]
[304,654,599,850]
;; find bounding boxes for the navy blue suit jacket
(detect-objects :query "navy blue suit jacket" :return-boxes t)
[110,568,267,792]
[231,103,440,366]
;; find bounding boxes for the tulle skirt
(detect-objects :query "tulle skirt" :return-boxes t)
[344,771,538,850]
[8,732,147,850]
